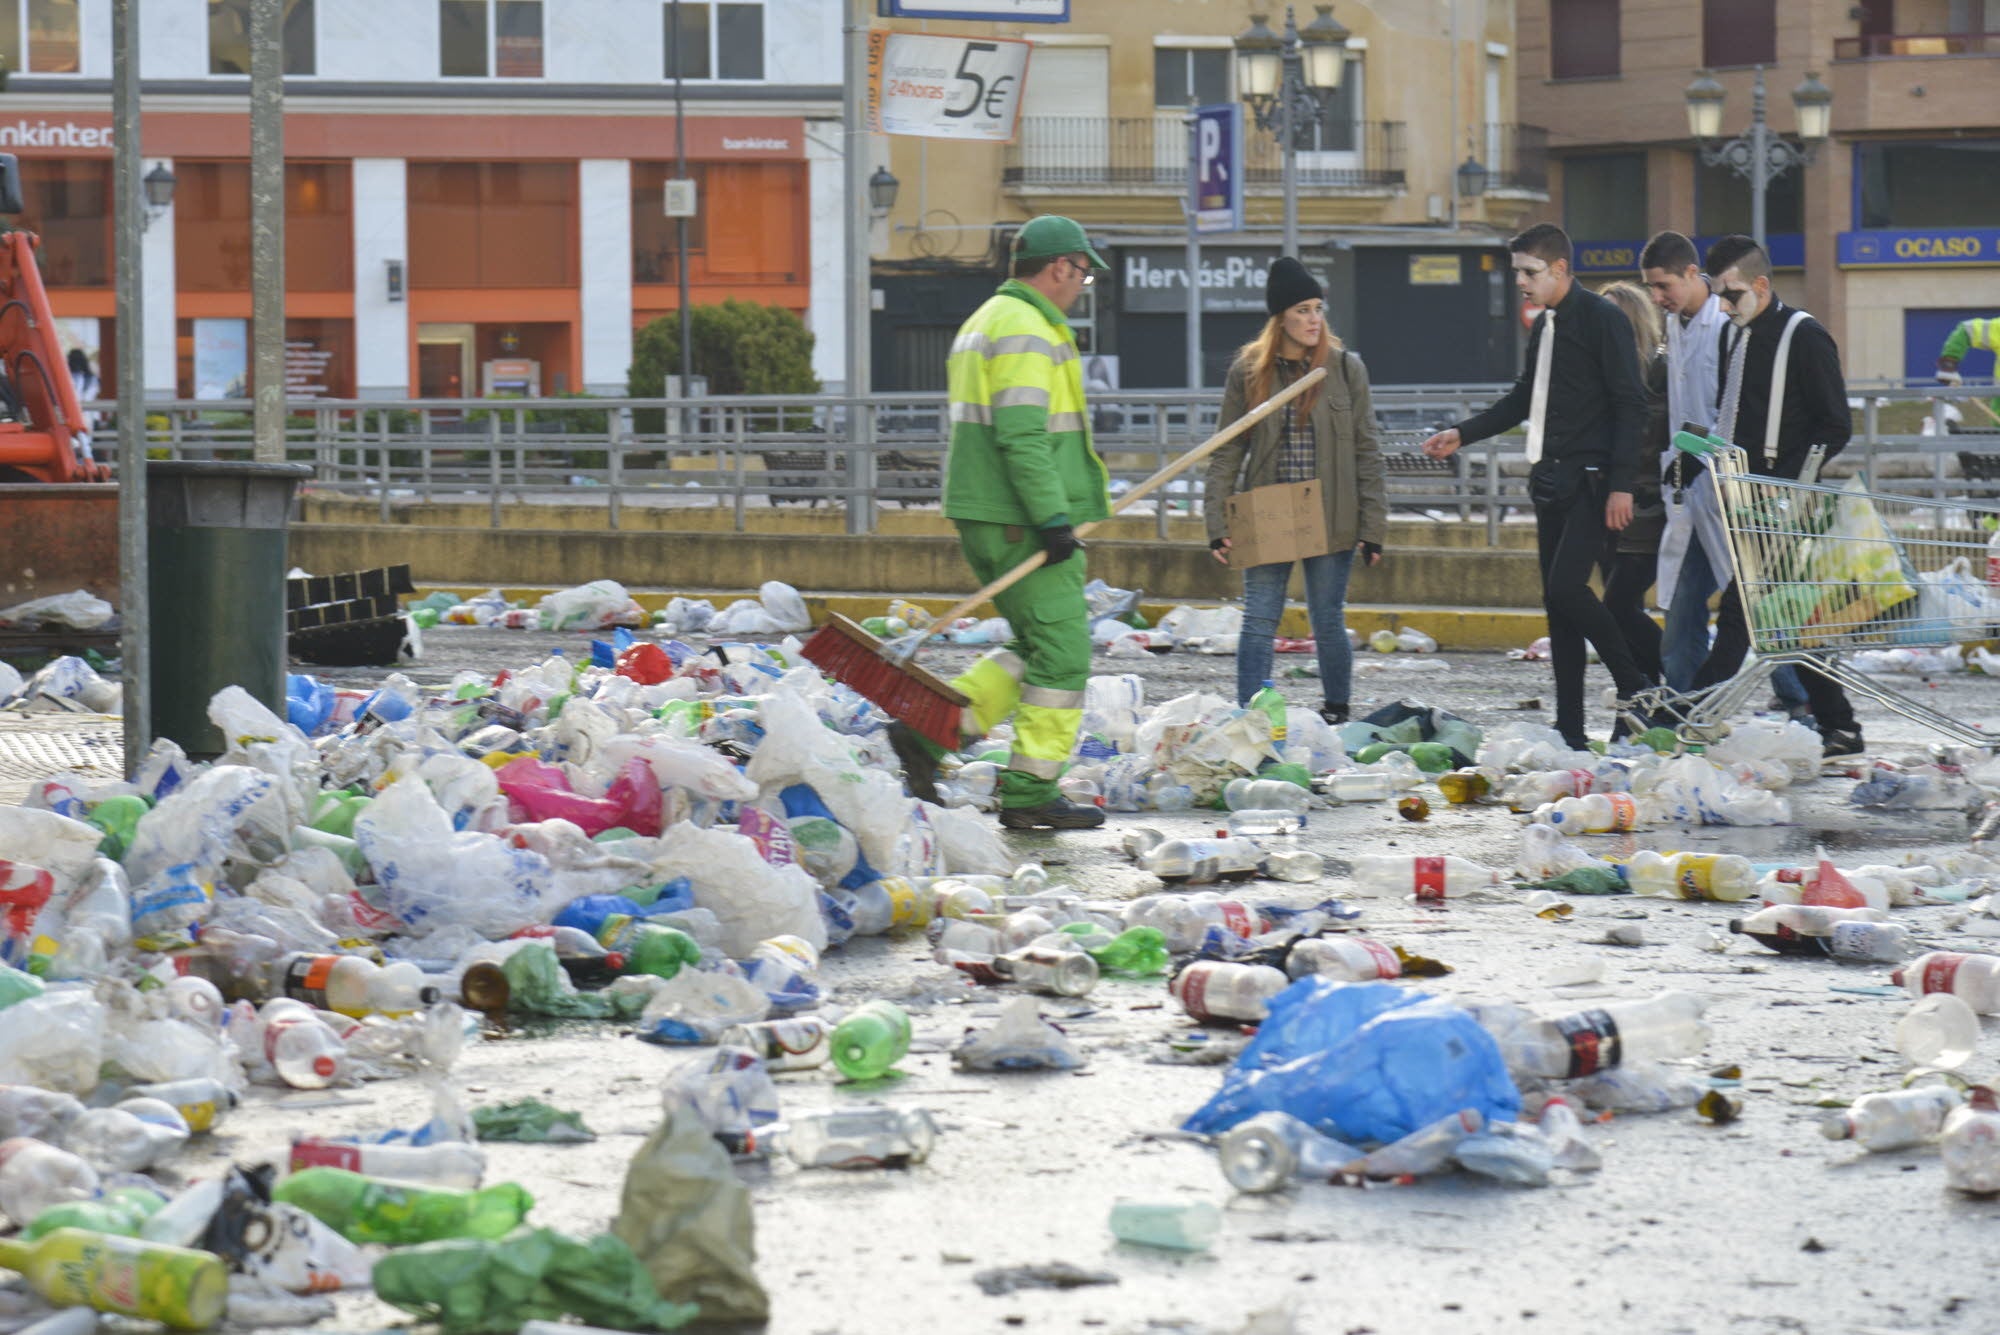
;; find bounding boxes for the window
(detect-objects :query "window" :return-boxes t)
[408,162,575,288]
[16,158,109,286]
[174,162,353,292]
[1549,0,1619,79]
[665,1,764,81]
[440,0,543,78]
[1695,158,1801,237]
[1859,140,2000,230]
[1702,0,1774,69]
[632,160,805,285]
[208,0,315,75]
[1153,46,1229,108]
[0,0,82,75]
[1562,152,1647,238]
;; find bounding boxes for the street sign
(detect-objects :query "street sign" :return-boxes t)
[881,0,1068,21]
[1193,103,1242,235]
[866,30,1031,142]
[663,179,697,217]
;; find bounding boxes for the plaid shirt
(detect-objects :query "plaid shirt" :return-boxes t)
[1274,358,1317,483]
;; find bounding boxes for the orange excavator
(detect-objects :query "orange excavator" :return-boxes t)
[0,154,104,484]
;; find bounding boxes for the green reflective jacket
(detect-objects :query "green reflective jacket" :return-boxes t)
[943,280,1110,528]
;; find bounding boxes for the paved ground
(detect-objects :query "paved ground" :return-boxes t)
[16,628,2000,1334]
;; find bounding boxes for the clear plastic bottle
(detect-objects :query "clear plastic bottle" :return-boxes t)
[275,953,441,1018]
[1532,792,1640,834]
[1136,837,1264,884]
[926,879,996,921]
[1286,936,1402,981]
[994,947,1098,997]
[288,1138,486,1190]
[1491,992,1710,1080]
[1222,778,1311,812]
[1261,848,1324,882]
[1942,1087,2000,1194]
[1728,903,1892,955]
[1352,1108,1485,1178]
[1829,920,1916,962]
[1318,772,1393,802]
[1893,952,2000,1014]
[1349,853,1502,901]
[1536,1096,1602,1170]
[0,1137,98,1226]
[1215,1111,1360,1192]
[718,1017,833,1071]
[1224,809,1306,837]
[1820,1085,1963,1151]
[1170,961,1289,1023]
[1501,769,1593,812]
[256,997,349,1089]
[1123,894,1260,953]
[65,1102,188,1174]
[1618,850,1757,902]
[0,1087,84,1144]
[759,1105,939,1169]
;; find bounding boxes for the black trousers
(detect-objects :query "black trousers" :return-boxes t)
[1691,578,1857,733]
[1599,545,1664,687]
[1533,464,1649,739]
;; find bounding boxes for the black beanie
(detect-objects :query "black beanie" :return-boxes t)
[1265,255,1324,316]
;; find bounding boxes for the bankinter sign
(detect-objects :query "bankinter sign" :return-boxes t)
[0,120,113,150]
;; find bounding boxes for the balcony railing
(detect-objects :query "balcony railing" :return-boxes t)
[1003,115,1405,192]
[1834,31,2000,58]
[1481,123,1550,192]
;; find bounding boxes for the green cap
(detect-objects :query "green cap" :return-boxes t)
[1012,215,1107,269]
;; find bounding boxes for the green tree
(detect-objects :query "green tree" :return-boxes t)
[628,301,820,433]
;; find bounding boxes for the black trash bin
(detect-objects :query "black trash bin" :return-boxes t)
[147,460,313,757]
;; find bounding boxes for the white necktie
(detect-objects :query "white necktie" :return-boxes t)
[1524,309,1554,464]
[1717,327,1750,443]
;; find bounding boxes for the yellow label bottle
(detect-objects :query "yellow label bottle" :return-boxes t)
[0,1227,228,1330]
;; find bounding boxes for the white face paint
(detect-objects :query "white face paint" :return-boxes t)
[1511,253,1565,309]
[1713,265,1768,329]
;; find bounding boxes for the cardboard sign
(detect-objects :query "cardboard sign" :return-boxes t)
[866,31,1032,142]
[1225,480,1329,569]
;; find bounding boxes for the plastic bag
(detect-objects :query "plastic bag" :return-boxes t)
[0,590,114,630]
[612,1106,768,1321]
[537,580,638,631]
[0,660,21,701]
[0,807,103,892]
[496,756,663,838]
[125,765,291,885]
[1892,555,1994,645]
[635,968,770,1045]
[354,778,560,938]
[708,600,785,637]
[472,1100,595,1144]
[929,803,1017,876]
[757,581,812,632]
[643,820,828,957]
[953,996,1086,1072]
[0,987,106,1094]
[375,1227,697,1334]
[661,1046,780,1141]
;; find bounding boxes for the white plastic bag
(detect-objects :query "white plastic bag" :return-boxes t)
[952,996,1085,1071]
[757,581,812,632]
[537,579,636,631]
[929,803,1017,876]
[636,968,771,1044]
[645,821,829,957]
[0,988,106,1094]
[352,777,560,938]
[125,764,292,884]
[0,806,104,891]
[0,590,114,630]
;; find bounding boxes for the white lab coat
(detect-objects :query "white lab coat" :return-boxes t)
[1656,295,1735,604]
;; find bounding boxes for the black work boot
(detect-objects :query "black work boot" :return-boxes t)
[886,720,942,805]
[1819,726,1865,759]
[998,795,1106,830]
[1319,702,1350,725]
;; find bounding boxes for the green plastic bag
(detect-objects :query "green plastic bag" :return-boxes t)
[614,1108,769,1322]
[1533,866,1630,896]
[373,1226,697,1334]
[500,944,646,1020]
[473,1099,596,1144]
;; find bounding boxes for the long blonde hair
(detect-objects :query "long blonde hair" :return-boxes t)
[1234,313,1343,417]
[1598,280,1662,376]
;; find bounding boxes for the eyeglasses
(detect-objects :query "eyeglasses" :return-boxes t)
[1062,255,1097,287]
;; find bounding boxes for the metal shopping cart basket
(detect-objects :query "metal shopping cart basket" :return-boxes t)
[1655,443,1998,748]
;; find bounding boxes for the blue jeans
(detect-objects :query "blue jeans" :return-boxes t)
[1238,550,1356,707]
[1662,539,1721,692]
[1770,664,1809,708]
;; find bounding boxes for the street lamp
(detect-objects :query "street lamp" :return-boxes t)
[1234,6,1347,259]
[1683,64,1833,250]
[140,161,175,230]
[867,165,900,218]
[1455,154,1488,199]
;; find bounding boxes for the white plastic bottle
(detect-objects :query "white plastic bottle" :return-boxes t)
[1828,920,1916,962]
[0,1136,98,1226]
[1216,1111,1361,1192]
[1820,1085,1963,1151]
[274,953,441,1018]
[1286,936,1402,982]
[1222,778,1311,813]
[1224,809,1306,837]
[1349,853,1503,901]
[1940,1087,2000,1194]
[1893,952,2000,1014]
[256,998,349,1088]
[1532,792,1640,834]
[287,1137,487,1189]
[1318,772,1394,802]
[1492,992,1710,1080]
[1262,848,1325,882]
[1124,894,1259,952]
[1618,850,1757,902]
[1170,961,1289,1023]
[1729,902,1891,954]
[1536,1096,1602,1170]
[0,1086,84,1143]
[1502,769,1592,812]
[1352,1108,1485,1178]
[1136,837,1265,884]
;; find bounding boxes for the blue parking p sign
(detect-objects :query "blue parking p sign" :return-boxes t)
[1194,103,1243,235]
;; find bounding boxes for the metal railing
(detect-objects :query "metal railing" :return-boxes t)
[1834,31,2000,58]
[1004,115,1405,192]
[1481,123,1550,192]
[87,383,2000,543]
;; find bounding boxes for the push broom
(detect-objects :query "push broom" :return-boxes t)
[802,366,1328,749]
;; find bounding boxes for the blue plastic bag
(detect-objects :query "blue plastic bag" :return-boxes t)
[285,674,336,734]
[1183,984,1519,1146]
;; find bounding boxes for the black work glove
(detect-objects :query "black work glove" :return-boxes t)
[1209,538,1228,552]
[1358,541,1383,565]
[1040,524,1083,565]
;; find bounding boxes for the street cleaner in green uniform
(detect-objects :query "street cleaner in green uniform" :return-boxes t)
[1936,316,2000,426]
[890,216,1111,830]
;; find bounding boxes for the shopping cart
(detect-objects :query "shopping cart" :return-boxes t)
[1648,442,1999,748]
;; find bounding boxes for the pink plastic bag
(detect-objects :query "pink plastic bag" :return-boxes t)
[497,757,662,837]
[735,808,796,868]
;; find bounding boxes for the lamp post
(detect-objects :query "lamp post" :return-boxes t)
[1684,65,1832,251]
[1234,6,1347,259]
[867,166,900,217]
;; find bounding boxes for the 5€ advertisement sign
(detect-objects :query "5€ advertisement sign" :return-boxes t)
[881,0,1068,19]
[867,31,1032,142]
[1193,103,1243,234]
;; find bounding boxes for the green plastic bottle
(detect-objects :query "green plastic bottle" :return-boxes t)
[0,1227,226,1330]
[594,917,701,980]
[830,999,911,1081]
[25,1186,165,1240]
[86,794,150,861]
[1088,926,1170,978]
[1249,680,1287,745]
[271,1167,532,1245]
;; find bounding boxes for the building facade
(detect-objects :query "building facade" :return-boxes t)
[3,0,844,399]
[867,0,1544,390]
[1520,0,2000,382]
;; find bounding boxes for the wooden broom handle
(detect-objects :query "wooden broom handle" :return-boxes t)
[920,366,1327,632]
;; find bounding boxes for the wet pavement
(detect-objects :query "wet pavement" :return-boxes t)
[180,632,2000,1332]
